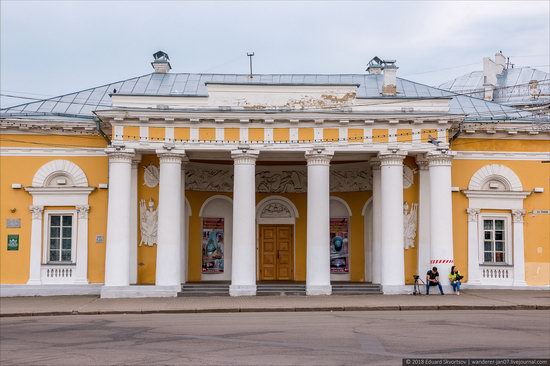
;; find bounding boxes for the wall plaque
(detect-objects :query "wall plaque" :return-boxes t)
[95,235,104,243]
[7,234,19,251]
[6,219,21,228]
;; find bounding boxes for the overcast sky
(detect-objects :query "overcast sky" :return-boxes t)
[1,0,548,108]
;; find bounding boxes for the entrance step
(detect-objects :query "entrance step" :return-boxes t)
[257,283,306,296]
[331,282,381,295]
[179,282,229,297]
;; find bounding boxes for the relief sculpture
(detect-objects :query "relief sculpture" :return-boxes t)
[403,202,418,249]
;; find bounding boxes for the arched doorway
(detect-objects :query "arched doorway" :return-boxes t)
[330,197,352,282]
[256,196,299,281]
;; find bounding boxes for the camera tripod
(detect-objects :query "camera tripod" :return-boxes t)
[412,275,425,295]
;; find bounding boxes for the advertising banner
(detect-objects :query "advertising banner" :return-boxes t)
[202,218,224,273]
[330,218,349,273]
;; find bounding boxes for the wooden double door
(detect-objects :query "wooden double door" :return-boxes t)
[259,225,294,281]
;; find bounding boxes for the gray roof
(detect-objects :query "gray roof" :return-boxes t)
[1,72,543,123]
[439,67,549,106]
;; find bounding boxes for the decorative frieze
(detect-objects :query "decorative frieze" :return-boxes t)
[260,202,292,218]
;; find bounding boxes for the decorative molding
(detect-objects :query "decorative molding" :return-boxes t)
[32,160,89,187]
[0,147,106,157]
[143,164,160,188]
[139,199,158,246]
[157,149,187,164]
[454,151,550,161]
[468,164,523,192]
[378,151,407,166]
[29,205,44,220]
[186,165,233,192]
[512,209,526,223]
[403,202,418,249]
[231,149,260,165]
[105,148,135,163]
[330,165,372,192]
[466,208,480,222]
[305,150,334,166]
[260,202,292,218]
[76,205,90,219]
[426,150,454,167]
[257,169,306,193]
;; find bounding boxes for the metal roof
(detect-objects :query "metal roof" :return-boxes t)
[1,72,543,123]
[439,67,549,106]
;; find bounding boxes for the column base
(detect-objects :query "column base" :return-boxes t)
[229,284,257,296]
[306,285,332,296]
[513,280,528,287]
[381,284,409,294]
[100,285,180,298]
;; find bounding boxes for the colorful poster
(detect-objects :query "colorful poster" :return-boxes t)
[330,218,349,273]
[202,218,224,273]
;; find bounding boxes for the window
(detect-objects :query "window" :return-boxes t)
[482,218,506,264]
[48,214,74,263]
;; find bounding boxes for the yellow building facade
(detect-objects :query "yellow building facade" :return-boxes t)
[1,54,548,297]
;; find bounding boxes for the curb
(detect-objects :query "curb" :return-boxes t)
[1,304,548,318]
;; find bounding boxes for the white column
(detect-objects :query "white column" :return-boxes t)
[155,149,186,288]
[180,162,188,284]
[512,209,527,286]
[27,205,44,285]
[103,148,135,287]
[129,158,140,284]
[73,205,90,284]
[416,157,431,277]
[426,150,455,286]
[369,160,382,284]
[230,149,259,296]
[379,151,407,293]
[305,149,334,295]
[466,208,481,285]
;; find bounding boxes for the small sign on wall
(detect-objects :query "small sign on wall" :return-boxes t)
[6,219,21,228]
[95,235,104,244]
[7,235,19,251]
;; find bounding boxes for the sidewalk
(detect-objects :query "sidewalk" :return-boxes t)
[1,290,549,317]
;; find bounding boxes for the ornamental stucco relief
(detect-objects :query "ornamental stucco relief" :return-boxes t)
[260,202,292,218]
[139,198,158,246]
[403,202,418,249]
[143,164,159,188]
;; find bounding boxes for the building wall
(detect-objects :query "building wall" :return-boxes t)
[451,138,550,286]
[0,134,109,284]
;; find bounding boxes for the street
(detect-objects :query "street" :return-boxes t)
[1,310,549,365]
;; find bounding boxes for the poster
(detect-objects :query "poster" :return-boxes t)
[202,218,224,273]
[7,234,19,251]
[330,218,349,273]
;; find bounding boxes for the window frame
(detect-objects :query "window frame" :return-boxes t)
[477,213,512,266]
[42,210,77,265]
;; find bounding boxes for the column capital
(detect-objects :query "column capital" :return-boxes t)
[231,149,260,165]
[156,149,187,164]
[512,209,526,223]
[466,208,480,222]
[305,149,334,166]
[426,150,455,167]
[105,147,135,163]
[131,154,142,169]
[29,205,44,220]
[415,156,430,171]
[76,205,90,219]
[378,151,407,166]
[369,159,381,171]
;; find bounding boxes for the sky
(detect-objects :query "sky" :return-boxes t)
[1,0,549,108]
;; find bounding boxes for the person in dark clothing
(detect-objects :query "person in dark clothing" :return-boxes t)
[426,266,444,295]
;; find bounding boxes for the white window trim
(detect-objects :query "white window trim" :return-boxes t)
[43,210,78,265]
[478,213,512,266]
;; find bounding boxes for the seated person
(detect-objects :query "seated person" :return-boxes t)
[426,266,444,295]
[448,265,463,295]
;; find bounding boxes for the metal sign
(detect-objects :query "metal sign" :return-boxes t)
[7,234,19,251]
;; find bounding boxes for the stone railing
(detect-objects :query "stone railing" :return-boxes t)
[479,265,514,286]
[41,264,76,284]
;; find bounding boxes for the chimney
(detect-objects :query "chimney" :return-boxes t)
[494,51,506,72]
[151,51,171,73]
[382,60,398,96]
[483,57,497,101]
[366,56,383,75]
